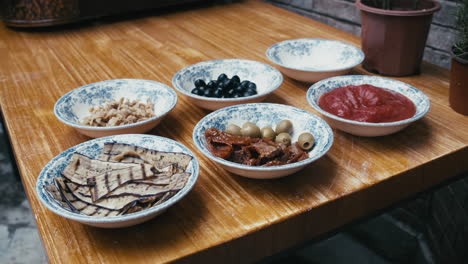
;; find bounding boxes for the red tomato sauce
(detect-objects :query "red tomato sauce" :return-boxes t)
[318,84,416,123]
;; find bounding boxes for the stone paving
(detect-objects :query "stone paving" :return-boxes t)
[0,122,47,264]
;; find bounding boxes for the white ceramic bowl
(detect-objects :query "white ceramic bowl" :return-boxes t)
[193,103,334,179]
[54,79,178,138]
[172,59,283,111]
[307,75,431,137]
[266,38,365,83]
[36,134,199,228]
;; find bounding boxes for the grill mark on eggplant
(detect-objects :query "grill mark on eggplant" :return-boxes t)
[141,163,146,179]
[44,184,71,210]
[49,143,193,217]
[64,182,97,205]
[135,172,172,185]
[152,192,174,206]
[106,172,189,198]
[105,172,110,192]
[117,174,122,185]
[88,207,99,216]
[65,179,158,211]
[90,163,157,202]
[62,153,147,185]
[118,194,165,215]
[105,189,171,199]
[54,178,119,216]
[51,171,188,215]
[100,143,193,171]
[79,191,92,198]
[54,178,80,213]
[54,178,98,214]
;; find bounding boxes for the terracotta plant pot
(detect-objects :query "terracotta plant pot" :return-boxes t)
[356,0,440,76]
[449,56,468,115]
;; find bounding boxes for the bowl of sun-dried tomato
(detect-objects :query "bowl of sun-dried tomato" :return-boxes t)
[192,103,334,179]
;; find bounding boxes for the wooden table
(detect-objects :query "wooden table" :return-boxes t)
[1,1,467,263]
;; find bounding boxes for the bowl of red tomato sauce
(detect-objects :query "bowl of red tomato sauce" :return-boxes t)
[306,75,430,137]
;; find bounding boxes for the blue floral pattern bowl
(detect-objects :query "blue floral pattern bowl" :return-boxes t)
[266,38,364,83]
[36,134,199,228]
[54,79,178,138]
[306,75,431,136]
[172,59,283,111]
[193,103,334,179]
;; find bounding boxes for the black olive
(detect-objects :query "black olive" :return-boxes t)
[226,89,235,98]
[207,80,216,89]
[231,75,240,84]
[233,93,242,98]
[217,73,228,82]
[248,82,257,91]
[194,79,206,88]
[197,86,206,93]
[246,87,256,93]
[208,85,217,91]
[219,86,228,95]
[223,84,232,93]
[204,89,214,97]
[244,90,257,97]
[240,80,250,89]
[223,78,232,88]
[231,80,240,88]
[213,88,223,98]
[234,85,244,93]
[191,88,200,94]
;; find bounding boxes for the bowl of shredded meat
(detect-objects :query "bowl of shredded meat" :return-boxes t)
[193,103,334,179]
[54,79,178,138]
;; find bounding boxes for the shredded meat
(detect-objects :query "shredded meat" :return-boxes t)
[205,128,309,166]
[81,98,155,127]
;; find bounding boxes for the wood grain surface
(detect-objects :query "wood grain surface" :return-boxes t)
[1,1,467,263]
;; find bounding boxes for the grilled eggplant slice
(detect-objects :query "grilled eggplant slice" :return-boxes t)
[99,143,193,170]
[63,179,163,211]
[107,172,190,198]
[135,173,172,185]
[44,183,71,210]
[89,163,157,202]
[45,143,193,217]
[53,178,120,217]
[62,153,157,185]
[88,164,176,202]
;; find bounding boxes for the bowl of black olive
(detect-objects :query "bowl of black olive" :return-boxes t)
[172,59,283,110]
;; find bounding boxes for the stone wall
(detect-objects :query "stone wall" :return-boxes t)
[262,0,461,69]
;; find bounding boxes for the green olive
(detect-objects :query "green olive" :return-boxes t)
[260,126,276,140]
[225,124,241,136]
[241,123,261,138]
[275,132,291,146]
[242,121,257,129]
[275,120,293,134]
[298,132,315,151]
